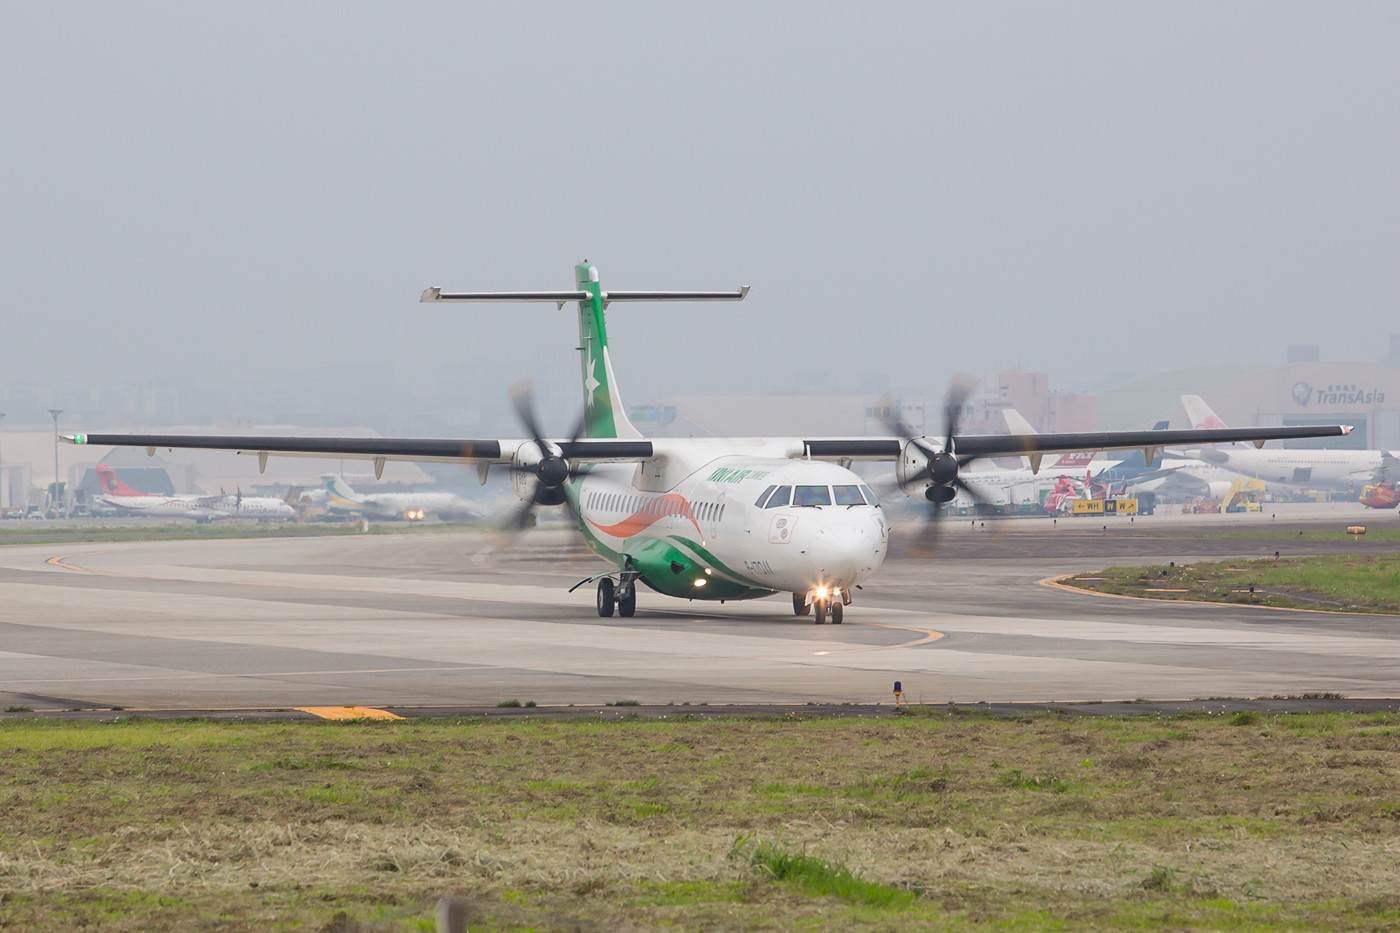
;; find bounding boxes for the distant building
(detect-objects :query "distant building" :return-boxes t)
[1099,363,1400,450]
[962,372,1097,435]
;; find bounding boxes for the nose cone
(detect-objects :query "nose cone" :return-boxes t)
[810,515,886,586]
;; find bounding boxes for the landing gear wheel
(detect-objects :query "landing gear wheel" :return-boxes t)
[596,577,615,617]
[618,588,637,618]
[830,600,843,624]
[813,599,828,624]
[793,593,811,616]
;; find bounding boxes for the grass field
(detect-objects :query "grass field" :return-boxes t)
[1062,554,1400,613]
[3,712,1400,931]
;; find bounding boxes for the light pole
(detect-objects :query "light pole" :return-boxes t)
[48,408,62,517]
[0,412,5,510]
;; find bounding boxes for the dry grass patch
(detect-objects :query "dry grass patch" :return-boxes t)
[1064,554,1400,613]
[2,712,1400,930]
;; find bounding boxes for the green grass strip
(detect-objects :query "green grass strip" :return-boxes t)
[729,834,915,908]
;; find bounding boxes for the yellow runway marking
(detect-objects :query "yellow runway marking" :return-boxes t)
[297,706,403,721]
[1038,573,1381,616]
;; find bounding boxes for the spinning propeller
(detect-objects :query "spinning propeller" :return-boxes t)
[501,381,587,532]
[885,377,999,540]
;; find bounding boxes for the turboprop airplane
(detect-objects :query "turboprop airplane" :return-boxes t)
[64,261,1352,624]
[1180,395,1396,489]
[209,488,298,521]
[92,464,229,521]
[93,464,296,521]
[323,475,482,521]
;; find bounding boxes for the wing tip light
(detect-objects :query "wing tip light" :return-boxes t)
[1342,425,1353,435]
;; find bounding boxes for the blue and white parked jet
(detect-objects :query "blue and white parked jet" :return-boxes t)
[65,262,1352,624]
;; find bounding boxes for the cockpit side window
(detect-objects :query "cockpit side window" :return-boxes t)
[832,484,864,506]
[859,484,880,506]
[754,485,776,507]
[792,485,831,507]
[764,485,791,508]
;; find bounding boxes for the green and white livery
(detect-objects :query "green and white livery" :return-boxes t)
[68,263,1353,625]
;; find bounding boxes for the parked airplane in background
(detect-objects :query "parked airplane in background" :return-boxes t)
[93,465,230,521]
[947,410,1123,511]
[94,465,294,521]
[1180,396,1395,489]
[323,476,482,521]
[208,488,298,521]
[65,262,1351,624]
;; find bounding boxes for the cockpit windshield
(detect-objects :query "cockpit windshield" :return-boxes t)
[832,485,864,506]
[792,485,832,507]
[764,485,791,508]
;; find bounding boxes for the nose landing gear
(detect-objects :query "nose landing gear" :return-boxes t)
[795,589,846,624]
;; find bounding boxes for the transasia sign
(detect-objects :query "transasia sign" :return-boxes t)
[1292,382,1386,407]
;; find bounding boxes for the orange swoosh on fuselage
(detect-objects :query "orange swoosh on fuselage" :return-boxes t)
[586,492,703,539]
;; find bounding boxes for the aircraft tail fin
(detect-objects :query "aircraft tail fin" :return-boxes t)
[573,261,639,439]
[325,476,364,507]
[421,262,747,440]
[1181,395,1228,430]
[95,464,147,497]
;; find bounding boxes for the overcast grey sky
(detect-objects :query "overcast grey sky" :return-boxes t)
[3,3,1397,429]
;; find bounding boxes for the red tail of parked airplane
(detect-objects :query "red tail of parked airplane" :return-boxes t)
[95,464,149,498]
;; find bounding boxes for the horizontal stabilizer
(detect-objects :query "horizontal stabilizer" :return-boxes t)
[422,287,748,309]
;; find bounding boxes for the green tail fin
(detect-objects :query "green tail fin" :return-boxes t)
[574,261,640,439]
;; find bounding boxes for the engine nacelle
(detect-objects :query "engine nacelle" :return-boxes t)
[896,440,933,493]
[1206,479,1235,500]
[895,439,960,494]
[510,440,571,505]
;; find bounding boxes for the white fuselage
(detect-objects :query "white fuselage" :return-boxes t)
[205,495,297,520]
[570,453,887,601]
[95,494,228,521]
[326,490,477,521]
[1184,446,1384,489]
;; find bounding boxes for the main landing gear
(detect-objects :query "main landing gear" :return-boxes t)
[794,590,845,624]
[596,561,639,618]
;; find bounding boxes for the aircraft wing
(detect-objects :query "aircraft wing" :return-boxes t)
[64,433,654,469]
[802,424,1351,466]
[66,424,1349,474]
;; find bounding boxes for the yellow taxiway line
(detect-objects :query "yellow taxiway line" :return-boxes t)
[296,706,403,721]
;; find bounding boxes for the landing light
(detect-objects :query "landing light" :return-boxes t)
[693,578,707,588]
[815,586,828,599]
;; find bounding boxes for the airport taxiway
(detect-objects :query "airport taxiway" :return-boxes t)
[1,505,1397,713]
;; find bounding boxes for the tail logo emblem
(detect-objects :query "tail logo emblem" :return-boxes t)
[1292,382,1313,407]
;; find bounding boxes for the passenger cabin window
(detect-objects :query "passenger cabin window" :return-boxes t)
[764,485,791,508]
[755,485,776,507]
[792,485,831,507]
[833,485,864,506]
